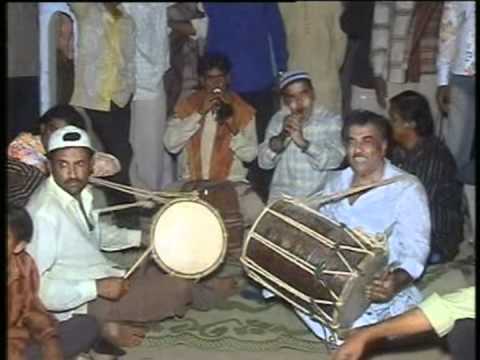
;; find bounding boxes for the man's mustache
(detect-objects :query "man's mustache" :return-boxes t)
[66,179,81,185]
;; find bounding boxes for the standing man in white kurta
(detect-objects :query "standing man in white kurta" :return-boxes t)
[123,3,175,190]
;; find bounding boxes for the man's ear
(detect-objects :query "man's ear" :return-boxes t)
[13,241,27,255]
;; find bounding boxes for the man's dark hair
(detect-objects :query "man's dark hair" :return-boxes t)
[8,203,34,243]
[389,90,435,137]
[342,110,393,144]
[198,53,232,77]
[37,105,86,132]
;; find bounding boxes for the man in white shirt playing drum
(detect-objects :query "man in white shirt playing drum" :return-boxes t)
[300,110,431,344]
[26,126,236,348]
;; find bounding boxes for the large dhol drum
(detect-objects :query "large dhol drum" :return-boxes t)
[241,199,387,331]
[150,198,227,279]
[181,180,244,256]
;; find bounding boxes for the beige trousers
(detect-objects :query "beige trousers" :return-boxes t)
[129,85,176,191]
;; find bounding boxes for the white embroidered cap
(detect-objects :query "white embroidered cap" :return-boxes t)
[279,70,312,90]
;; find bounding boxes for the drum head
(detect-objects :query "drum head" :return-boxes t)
[150,199,227,279]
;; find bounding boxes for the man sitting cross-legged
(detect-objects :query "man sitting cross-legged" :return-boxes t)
[26,125,238,348]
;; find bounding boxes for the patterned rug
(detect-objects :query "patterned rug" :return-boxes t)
[105,245,475,353]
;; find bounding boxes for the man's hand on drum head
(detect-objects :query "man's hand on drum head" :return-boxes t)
[365,270,396,303]
[366,268,413,303]
[97,277,130,301]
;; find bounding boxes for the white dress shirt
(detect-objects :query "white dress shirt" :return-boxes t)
[437,1,476,86]
[26,176,141,321]
[297,160,431,340]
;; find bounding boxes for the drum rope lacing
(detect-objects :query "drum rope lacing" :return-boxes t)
[89,176,200,205]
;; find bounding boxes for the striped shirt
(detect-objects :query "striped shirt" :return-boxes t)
[7,159,46,208]
[258,105,345,203]
[370,1,415,83]
[391,136,463,260]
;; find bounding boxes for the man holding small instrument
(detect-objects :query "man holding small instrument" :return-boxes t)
[258,71,346,203]
[164,53,265,231]
[26,125,239,349]
[296,110,431,345]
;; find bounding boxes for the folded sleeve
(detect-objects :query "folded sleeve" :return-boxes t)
[418,287,475,337]
[98,223,142,252]
[39,277,97,312]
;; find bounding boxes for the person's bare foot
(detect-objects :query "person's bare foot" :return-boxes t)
[102,321,146,347]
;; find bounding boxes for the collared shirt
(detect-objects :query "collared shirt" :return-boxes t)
[8,132,121,178]
[8,252,59,358]
[123,3,173,100]
[164,111,257,182]
[26,176,141,321]
[437,1,476,86]
[418,287,475,337]
[291,161,431,338]
[280,2,347,112]
[68,3,135,111]
[258,105,345,203]
[391,137,463,260]
[321,161,430,280]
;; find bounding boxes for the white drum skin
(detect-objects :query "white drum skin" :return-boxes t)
[150,198,227,279]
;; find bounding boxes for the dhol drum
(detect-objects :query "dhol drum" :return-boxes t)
[150,198,227,279]
[240,198,388,331]
[181,180,244,256]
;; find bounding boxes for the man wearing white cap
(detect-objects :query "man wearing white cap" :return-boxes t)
[26,126,234,349]
[258,71,346,203]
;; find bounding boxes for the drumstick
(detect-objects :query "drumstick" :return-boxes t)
[307,175,408,206]
[123,243,155,279]
[93,200,156,215]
